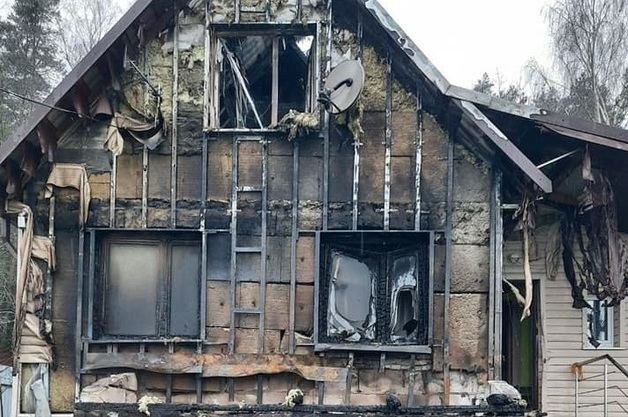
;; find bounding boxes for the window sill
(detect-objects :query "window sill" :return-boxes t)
[84,338,202,344]
[582,346,625,351]
[315,343,431,354]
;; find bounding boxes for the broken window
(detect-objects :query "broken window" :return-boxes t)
[584,296,621,349]
[94,233,201,339]
[210,29,316,129]
[317,232,431,349]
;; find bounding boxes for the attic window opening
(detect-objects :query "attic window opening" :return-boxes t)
[316,231,432,352]
[214,31,315,129]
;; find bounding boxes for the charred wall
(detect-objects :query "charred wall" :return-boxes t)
[31,0,493,411]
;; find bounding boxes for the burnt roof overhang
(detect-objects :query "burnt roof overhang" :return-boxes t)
[0,0,188,167]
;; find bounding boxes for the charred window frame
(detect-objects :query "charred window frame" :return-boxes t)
[583,295,622,349]
[315,231,433,353]
[89,231,201,340]
[207,24,318,130]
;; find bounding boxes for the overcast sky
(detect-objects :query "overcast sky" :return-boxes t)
[378,0,553,89]
[1,0,554,90]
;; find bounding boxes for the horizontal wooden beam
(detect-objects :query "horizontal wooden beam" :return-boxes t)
[83,353,347,382]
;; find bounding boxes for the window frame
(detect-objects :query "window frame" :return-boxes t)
[88,230,203,342]
[205,23,319,132]
[314,231,434,354]
[582,295,623,350]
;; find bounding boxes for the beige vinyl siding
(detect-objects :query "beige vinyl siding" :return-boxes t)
[504,227,628,416]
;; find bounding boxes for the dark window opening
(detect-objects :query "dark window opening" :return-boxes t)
[317,232,431,349]
[217,33,314,129]
[94,232,201,339]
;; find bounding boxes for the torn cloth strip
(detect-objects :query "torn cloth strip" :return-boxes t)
[32,236,56,272]
[45,163,91,227]
[104,112,165,156]
[7,202,54,365]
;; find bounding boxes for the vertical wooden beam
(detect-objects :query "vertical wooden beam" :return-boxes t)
[344,352,354,405]
[271,37,279,126]
[383,53,392,230]
[407,354,416,406]
[171,6,180,227]
[414,85,423,230]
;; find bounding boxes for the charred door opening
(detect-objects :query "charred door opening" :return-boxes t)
[316,231,431,349]
[502,280,539,410]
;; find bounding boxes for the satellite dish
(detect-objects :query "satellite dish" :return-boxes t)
[318,60,365,114]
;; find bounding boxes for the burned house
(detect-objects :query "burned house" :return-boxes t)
[3,0,628,416]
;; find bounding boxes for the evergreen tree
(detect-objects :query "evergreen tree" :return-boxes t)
[0,0,62,134]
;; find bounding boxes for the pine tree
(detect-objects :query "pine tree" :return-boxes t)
[0,0,62,135]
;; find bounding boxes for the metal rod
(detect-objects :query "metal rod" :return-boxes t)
[87,231,95,339]
[428,231,435,346]
[200,133,209,341]
[259,139,268,353]
[443,126,454,405]
[351,140,360,230]
[126,60,161,97]
[110,154,117,227]
[488,170,496,380]
[296,0,303,21]
[383,53,392,230]
[321,22,330,231]
[604,363,608,417]
[75,229,85,402]
[289,140,299,354]
[357,12,363,61]
[494,171,503,379]
[271,37,279,126]
[203,2,211,130]
[414,84,423,230]
[142,146,148,227]
[166,375,172,402]
[171,7,180,227]
[235,0,240,23]
[229,137,239,354]
[256,374,263,404]
[537,149,579,169]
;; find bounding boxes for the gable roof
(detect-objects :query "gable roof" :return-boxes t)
[3,0,628,195]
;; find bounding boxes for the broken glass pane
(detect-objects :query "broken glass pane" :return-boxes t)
[327,251,376,342]
[390,254,418,343]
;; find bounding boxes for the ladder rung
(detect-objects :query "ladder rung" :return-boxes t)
[235,246,262,253]
[237,186,262,192]
[234,308,262,314]
[240,7,266,13]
